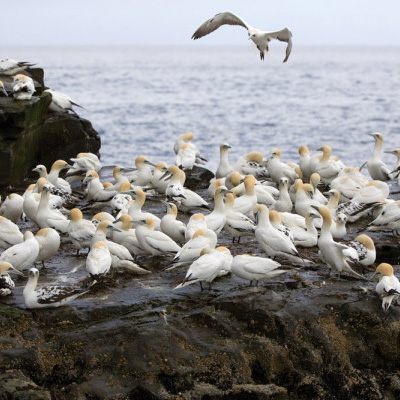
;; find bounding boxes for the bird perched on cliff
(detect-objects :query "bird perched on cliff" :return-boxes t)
[216,143,233,179]
[192,12,292,62]
[68,208,95,256]
[0,262,24,296]
[366,133,392,181]
[35,228,60,268]
[86,241,112,279]
[373,263,400,312]
[44,88,82,114]
[0,59,35,75]
[0,193,24,223]
[23,267,89,309]
[347,234,376,267]
[12,74,35,100]
[0,216,23,249]
[0,81,8,96]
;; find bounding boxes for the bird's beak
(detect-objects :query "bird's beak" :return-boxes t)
[316,147,323,152]
[9,266,25,277]
[111,227,121,232]
[311,205,320,212]
[161,171,171,181]
[384,150,398,156]
[145,160,156,167]
[368,272,377,282]
[367,133,377,140]
[0,87,8,97]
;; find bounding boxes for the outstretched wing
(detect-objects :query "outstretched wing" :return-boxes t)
[265,27,293,62]
[192,12,250,40]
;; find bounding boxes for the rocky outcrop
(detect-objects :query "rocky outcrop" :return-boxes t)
[0,68,100,188]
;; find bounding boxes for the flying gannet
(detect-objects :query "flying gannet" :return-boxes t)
[192,12,292,62]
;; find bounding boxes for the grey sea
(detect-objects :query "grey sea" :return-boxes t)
[3,45,400,172]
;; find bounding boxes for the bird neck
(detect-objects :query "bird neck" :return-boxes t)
[214,194,225,212]
[23,276,38,295]
[372,139,383,157]
[327,195,339,210]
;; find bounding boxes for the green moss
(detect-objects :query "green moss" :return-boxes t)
[0,304,24,318]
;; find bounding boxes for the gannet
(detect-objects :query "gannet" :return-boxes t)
[325,189,340,215]
[291,212,319,248]
[171,228,217,268]
[83,170,118,203]
[216,143,233,178]
[128,188,161,230]
[68,208,95,255]
[0,193,23,223]
[110,182,133,214]
[0,59,34,75]
[295,183,321,217]
[347,234,376,267]
[135,217,181,256]
[232,175,257,218]
[192,12,292,62]
[272,177,292,212]
[66,152,102,183]
[205,187,229,234]
[48,160,73,194]
[232,180,277,207]
[176,143,197,171]
[269,210,294,243]
[0,216,23,249]
[12,74,35,100]
[367,133,392,181]
[254,204,302,263]
[315,206,363,279]
[0,262,23,296]
[367,200,400,233]
[338,166,369,187]
[373,263,400,312]
[113,214,146,257]
[0,81,8,96]
[91,212,115,228]
[35,228,60,268]
[24,267,89,309]
[174,248,225,291]
[216,246,233,276]
[330,176,362,202]
[185,213,207,240]
[104,166,130,192]
[151,162,168,194]
[231,255,286,286]
[44,88,82,114]
[330,213,347,239]
[225,171,242,190]
[314,145,341,184]
[298,145,311,183]
[0,231,39,271]
[310,173,328,204]
[32,177,71,210]
[385,149,400,171]
[174,131,194,154]
[224,192,255,243]
[207,179,223,198]
[36,186,69,233]
[160,202,186,244]
[289,178,303,203]
[266,148,298,184]
[86,241,112,278]
[124,155,155,186]
[233,152,269,178]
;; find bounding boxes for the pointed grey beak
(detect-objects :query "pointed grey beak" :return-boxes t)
[145,160,156,167]
[368,272,377,282]
[384,150,398,156]
[9,266,25,277]
[161,171,172,181]
[0,87,8,97]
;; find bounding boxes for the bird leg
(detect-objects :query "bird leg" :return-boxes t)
[42,261,45,269]
[199,282,204,291]
[76,249,80,256]
[249,281,253,287]
[238,237,241,243]
[208,282,212,290]
[232,237,236,243]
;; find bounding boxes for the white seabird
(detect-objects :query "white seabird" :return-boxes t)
[314,145,341,185]
[310,173,328,205]
[0,80,8,96]
[192,12,292,62]
[330,213,347,239]
[216,143,233,179]
[347,234,376,267]
[68,208,96,256]
[233,152,269,178]
[373,263,400,312]
[0,262,24,296]
[174,247,225,291]
[128,188,161,230]
[113,214,146,257]
[24,267,89,309]
[0,193,24,223]
[125,155,155,186]
[48,159,73,194]
[44,88,83,114]
[298,145,312,183]
[35,228,60,268]
[367,200,400,233]
[0,216,23,249]
[12,74,35,100]
[0,59,34,75]
[185,213,207,241]
[291,212,319,248]
[160,202,186,244]
[176,143,197,171]
[0,231,40,271]
[272,177,292,213]
[86,241,112,278]
[205,186,229,234]
[266,148,298,184]
[367,133,392,181]
[232,175,257,218]
[151,162,169,194]
[231,254,286,286]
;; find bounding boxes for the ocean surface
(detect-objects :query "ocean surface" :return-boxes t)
[2,45,400,173]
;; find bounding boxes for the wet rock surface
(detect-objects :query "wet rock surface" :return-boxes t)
[0,173,400,399]
[0,68,100,188]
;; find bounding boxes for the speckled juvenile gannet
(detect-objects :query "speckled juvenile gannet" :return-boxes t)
[366,133,392,181]
[0,59,34,75]
[316,206,363,279]
[216,143,233,178]
[0,231,39,271]
[0,262,23,296]
[0,193,24,223]
[135,217,181,256]
[0,216,23,249]
[373,263,400,312]
[68,208,95,256]
[192,12,292,62]
[12,74,35,100]
[0,81,8,96]
[86,241,112,278]
[48,160,73,194]
[185,213,207,240]
[24,267,89,309]
[224,192,255,243]
[266,148,298,184]
[110,182,133,214]
[347,234,376,267]
[174,248,225,291]
[35,228,60,268]
[44,88,83,113]
[160,202,186,244]
[231,255,286,286]
[233,152,269,178]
